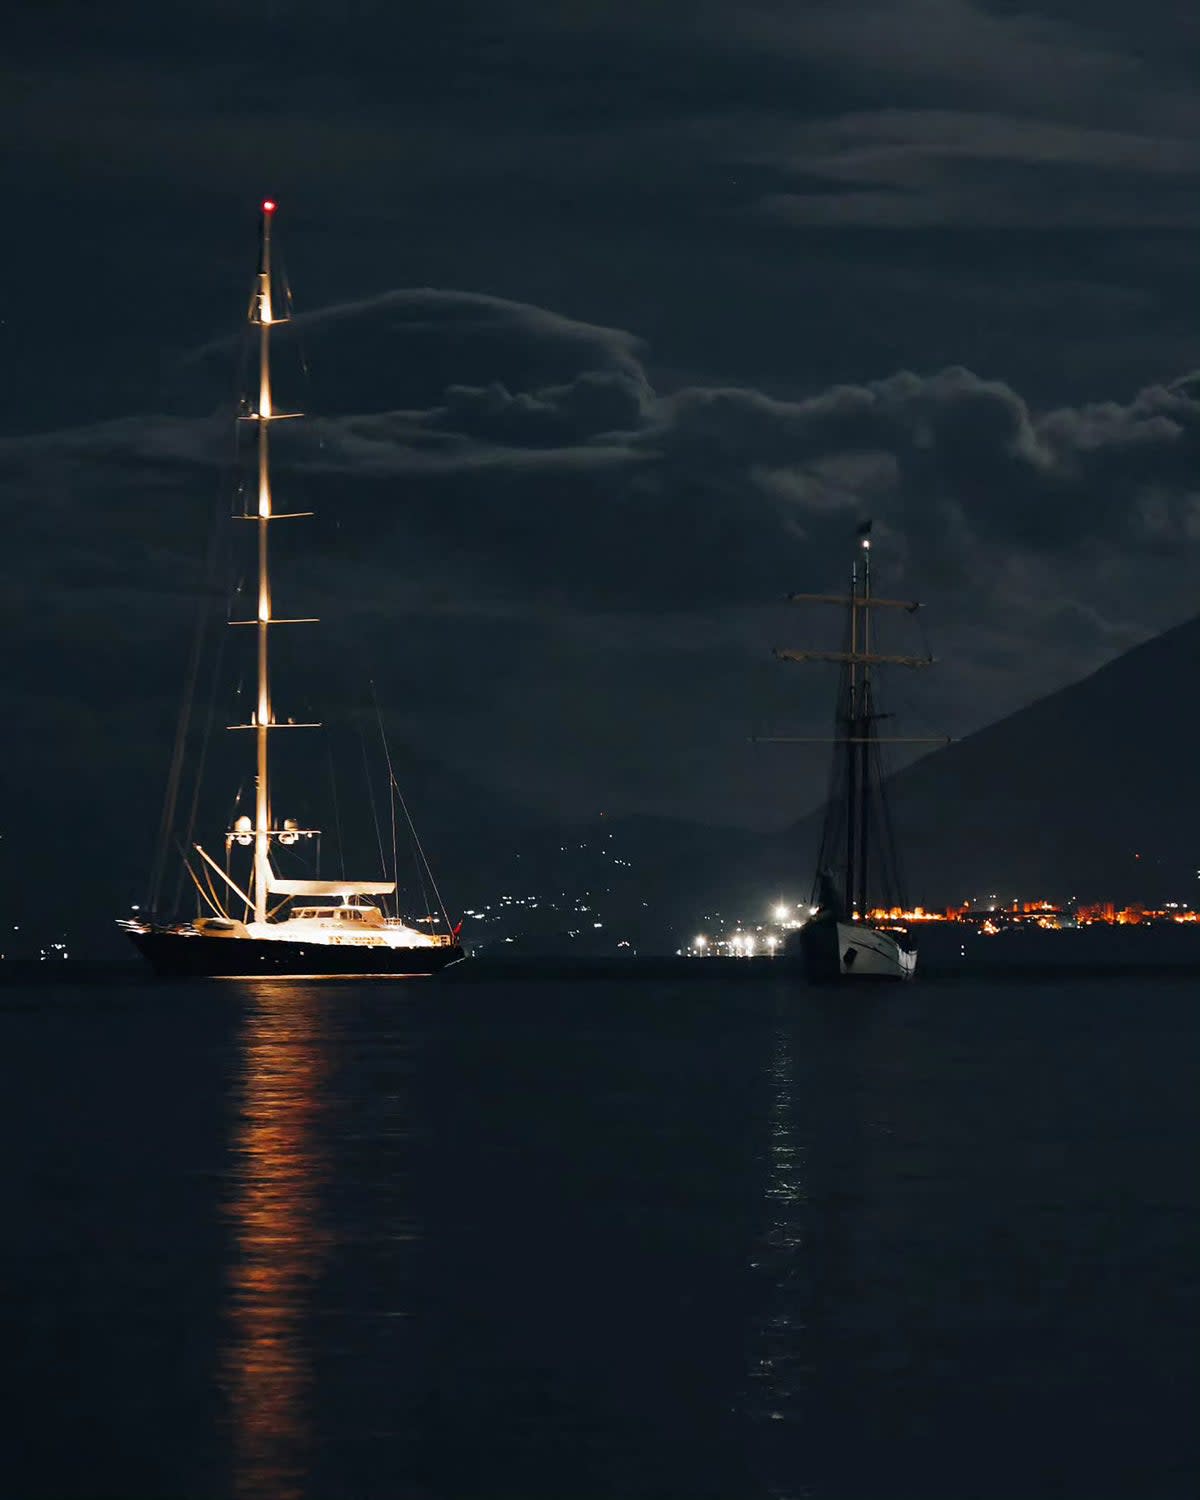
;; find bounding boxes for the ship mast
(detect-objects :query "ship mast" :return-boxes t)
[857,531,872,920]
[252,200,278,924]
[845,553,858,917]
[216,201,319,922]
[250,201,276,924]
[769,521,943,920]
[842,534,878,918]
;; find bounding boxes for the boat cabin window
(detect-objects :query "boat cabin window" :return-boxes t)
[291,905,377,921]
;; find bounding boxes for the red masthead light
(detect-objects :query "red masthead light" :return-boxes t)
[262,199,277,214]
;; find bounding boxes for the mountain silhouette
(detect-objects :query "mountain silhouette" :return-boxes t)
[14,613,1199,958]
[819,612,1200,907]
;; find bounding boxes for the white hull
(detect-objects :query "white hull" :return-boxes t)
[837,923,916,980]
[800,916,917,982]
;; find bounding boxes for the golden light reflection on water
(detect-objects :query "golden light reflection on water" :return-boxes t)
[223,983,330,1500]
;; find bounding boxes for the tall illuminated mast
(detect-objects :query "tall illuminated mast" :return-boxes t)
[251,199,279,923]
[121,202,464,978]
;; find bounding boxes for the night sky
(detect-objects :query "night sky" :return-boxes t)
[5,1,1200,935]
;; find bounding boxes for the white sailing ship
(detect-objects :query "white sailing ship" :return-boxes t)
[122,202,463,978]
[772,523,939,982]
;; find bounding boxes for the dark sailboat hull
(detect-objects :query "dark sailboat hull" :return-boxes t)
[127,928,464,979]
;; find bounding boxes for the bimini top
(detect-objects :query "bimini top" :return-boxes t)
[267,878,397,898]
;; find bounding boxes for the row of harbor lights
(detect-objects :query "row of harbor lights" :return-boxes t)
[692,902,809,956]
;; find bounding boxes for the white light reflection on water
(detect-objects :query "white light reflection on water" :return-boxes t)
[744,1025,815,1500]
[221,983,331,1500]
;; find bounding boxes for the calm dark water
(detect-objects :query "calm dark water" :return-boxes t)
[1,973,1198,1499]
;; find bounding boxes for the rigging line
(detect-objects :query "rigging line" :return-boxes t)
[199,857,231,921]
[155,293,253,412]
[281,262,314,385]
[404,784,433,933]
[890,607,952,748]
[338,620,407,912]
[326,739,347,881]
[415,852,433,932]
[171,606,231,916]
[165,325,254,915]
[358,669,433,927]
[387,766,453,939]
[812,589,855,899]
[148,350,246,914]
[188,864,224,920]
[374,704,432,925]
[166,596,218,917]
[874,742,907,911]
[371,681,402,921]
[915,606,934,665]
[176,842,224,920]
[225,331,254,519]
[148,575,209,914]
[359,670,449,937]
[358,714,390,884]
[225,778,248,863]
[223,815,252,923]
[279,260,325,460]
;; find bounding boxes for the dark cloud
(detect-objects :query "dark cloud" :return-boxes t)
[291,288,649,417]
[6,0,1200,443]
[236,310,1200,625]
[9,288,1200,687]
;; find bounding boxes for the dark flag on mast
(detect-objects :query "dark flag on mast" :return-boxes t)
[856,519,873,536]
